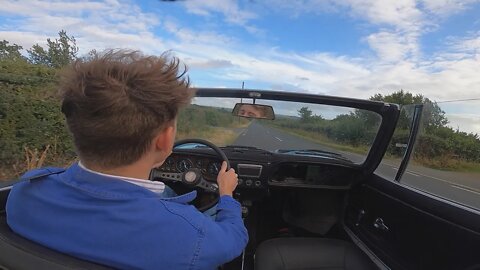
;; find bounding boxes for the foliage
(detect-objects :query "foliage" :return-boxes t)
[0,40,26,61]
[1,31,478,179]
[298,107,313,122]
[27,30,79,68]
[374,91,479,163]
[177,105,247,135]
[271,90,480,169]
[0,81,75,168]
[371,90,448,131]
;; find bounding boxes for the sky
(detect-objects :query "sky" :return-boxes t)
[0,0,479,134]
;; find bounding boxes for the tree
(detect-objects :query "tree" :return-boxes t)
[0,40,26,61]
[298,106,313,122]
[370,90,448,131]
[27,30,78,68]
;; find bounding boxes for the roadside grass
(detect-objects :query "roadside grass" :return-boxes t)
[269,124,370,155]
[269,124,480,174]
[0,146,78,181]
[176,119,250,146]
[1,121,250,181]
[176,127,241,146]
[413,157,480,173]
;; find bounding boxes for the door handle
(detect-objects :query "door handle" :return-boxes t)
[373,218,389,232]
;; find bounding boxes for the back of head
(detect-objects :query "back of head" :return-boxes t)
[59,50,193,169]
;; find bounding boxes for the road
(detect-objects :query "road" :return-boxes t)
[233,121,480,210]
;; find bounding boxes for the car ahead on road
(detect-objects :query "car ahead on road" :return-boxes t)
[1,88,479,270]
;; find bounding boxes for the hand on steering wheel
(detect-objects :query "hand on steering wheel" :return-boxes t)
[216,161,239,197]
[150,139,234,212]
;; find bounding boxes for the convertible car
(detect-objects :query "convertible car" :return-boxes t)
[1,88,479,270]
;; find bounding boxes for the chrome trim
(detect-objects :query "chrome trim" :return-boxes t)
[344,225,390,270]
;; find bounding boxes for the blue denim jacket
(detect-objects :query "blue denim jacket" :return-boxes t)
[6,163,248,270]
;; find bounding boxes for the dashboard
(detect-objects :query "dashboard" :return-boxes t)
[152,146,362,191]
[160,154,223,181]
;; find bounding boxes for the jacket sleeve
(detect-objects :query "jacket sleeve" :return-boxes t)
[195,195,249,268]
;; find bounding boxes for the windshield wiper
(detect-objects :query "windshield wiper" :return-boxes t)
[277,149,351,162]
[224,145,262,150]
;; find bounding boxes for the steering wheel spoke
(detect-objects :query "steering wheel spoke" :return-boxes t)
[151,170,183,183]
[149,139,230,212]
[197,179,219,193]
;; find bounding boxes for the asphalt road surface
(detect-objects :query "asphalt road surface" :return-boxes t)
[233,121,480,210]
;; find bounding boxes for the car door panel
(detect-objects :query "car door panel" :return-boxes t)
[345,174,480,270]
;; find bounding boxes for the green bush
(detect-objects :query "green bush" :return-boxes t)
[0,80,75,167]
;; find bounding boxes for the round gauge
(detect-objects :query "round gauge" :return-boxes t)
[165,157,175,166]
[207,162,221,175]
[196,159,203,168]
[177,159,193,172]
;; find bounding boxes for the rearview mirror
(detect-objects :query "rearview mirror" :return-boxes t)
[232,103,275,120]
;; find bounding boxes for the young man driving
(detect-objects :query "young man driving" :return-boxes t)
[6,50,248,270]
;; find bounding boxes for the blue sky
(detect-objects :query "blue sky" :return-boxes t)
[0,0,479,133]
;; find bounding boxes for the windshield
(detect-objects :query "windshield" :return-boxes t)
[176,97,382,164]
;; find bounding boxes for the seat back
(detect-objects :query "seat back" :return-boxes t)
[0,216,112,270]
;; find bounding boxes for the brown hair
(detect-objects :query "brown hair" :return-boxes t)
[59,50,193,168]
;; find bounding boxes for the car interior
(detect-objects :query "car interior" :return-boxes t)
[1,89,479,270]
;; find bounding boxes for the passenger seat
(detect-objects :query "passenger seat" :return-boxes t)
[254,238,376,270]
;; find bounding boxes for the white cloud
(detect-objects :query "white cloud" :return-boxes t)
[447,31,480,54]
[263,0,423,30]
[187,59,234,69]
[1,0,479,134]
[339,0,423,31]
[421,0,480,16]
[182,0,256,25]
[447,113,480,135]
[366,31,419,62]
[0,0,162,54]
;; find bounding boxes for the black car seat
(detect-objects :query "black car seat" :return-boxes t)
[254,237,377,270]
[0,215,112,270]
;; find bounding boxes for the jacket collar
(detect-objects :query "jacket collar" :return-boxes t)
[60,163,196,204]
[78,162,166,194]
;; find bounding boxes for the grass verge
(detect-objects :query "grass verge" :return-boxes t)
[412,157,480,173]
[176,127,240,146]
[269,124,370,155]
[269,124,480,173]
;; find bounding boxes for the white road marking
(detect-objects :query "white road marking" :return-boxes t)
[408,170,462,185]
[275,136,282,141]
[382,163,479,192]
[405,171,421,177]
[451,185,480,195]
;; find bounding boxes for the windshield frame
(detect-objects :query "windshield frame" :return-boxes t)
[195,88,400,174]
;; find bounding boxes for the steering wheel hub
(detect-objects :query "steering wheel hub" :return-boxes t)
[151,138,230,212]
[183,169,200,184]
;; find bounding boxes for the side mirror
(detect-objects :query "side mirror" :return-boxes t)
[232,103,275,120]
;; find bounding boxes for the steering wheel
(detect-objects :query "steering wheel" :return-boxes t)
[151,139,230,212]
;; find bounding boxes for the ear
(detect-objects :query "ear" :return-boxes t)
[154,121,176,155]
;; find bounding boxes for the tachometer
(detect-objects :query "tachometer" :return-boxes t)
[165,157,175,166]
[207,162,221,175]
[177,159,193,172]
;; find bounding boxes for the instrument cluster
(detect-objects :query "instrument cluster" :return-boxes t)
[159,155,223,181]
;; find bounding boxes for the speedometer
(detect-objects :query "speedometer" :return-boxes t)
[177,159,193,172]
